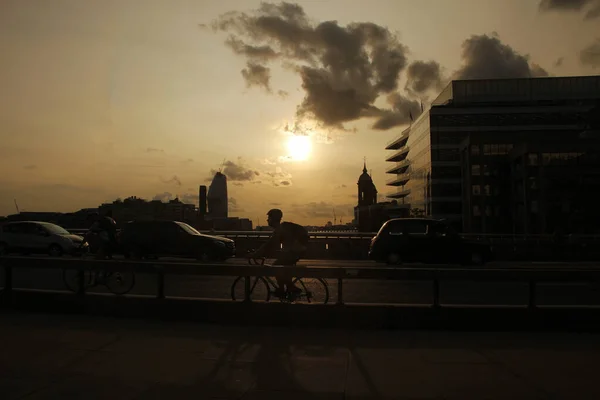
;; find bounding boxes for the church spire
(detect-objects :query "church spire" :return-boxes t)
[363,156,367,173]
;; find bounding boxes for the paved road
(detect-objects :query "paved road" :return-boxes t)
[2,257,600,306]
[2,312,600,399]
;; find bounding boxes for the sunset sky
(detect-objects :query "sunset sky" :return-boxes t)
[1,0,599,225]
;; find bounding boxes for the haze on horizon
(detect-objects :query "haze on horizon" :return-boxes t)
[1,0,599,225]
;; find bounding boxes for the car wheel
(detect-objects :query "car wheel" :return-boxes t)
[49,244,63,257]
[0,242,8,256]
[386,252,402,265]
[470,251,484,266]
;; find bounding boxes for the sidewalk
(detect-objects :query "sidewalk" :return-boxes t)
[1,311,598,399]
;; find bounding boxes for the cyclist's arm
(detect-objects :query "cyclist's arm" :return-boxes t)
[253,230,281,258]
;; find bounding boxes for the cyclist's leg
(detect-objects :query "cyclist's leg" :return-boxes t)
[273,251,301,293]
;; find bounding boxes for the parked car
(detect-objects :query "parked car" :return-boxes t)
[0,221,86,257]
[368,218,493,265]
[119,220,235,261]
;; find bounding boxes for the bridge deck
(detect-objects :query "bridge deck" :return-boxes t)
[1,311,599,399]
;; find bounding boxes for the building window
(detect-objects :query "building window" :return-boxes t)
[471,145,480,155]
[484,185,491,196]
[473,205,481,216]
[472,165,481,176]
[434,183,462,197]
[436,148,460,162]
[531,200,538,213]
[472,185,481,195]
[484,144,514,156]
[483,165,491,176]
[529,177,538,190]
[528,154,538,166]
[485,206,492,216]
[434,166,461,179]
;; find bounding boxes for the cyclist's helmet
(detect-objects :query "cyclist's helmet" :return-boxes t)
[267,208,283,221]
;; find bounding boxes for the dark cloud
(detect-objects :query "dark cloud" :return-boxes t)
[228,197,244,212]
[152,192,173,202]
[209,158,260,182]
[232,182,244,187]
[225,36,279,61]
[180,193,198,205]
[23,164,37,170]
[580,39,600,68]
[146,148,165,154]
[161,175,182,186]
[553,57,564,67]
[454,34,549,80]
[211,4,550,132]
[290,201,354,219]
[241,62,272,91]
[264,166,293,186]
[372,93,421,130]
[405,60,444,94]
[152,191,196,205]
[277,90,289,98]
[538,0,600,19]
[211,2,413,130]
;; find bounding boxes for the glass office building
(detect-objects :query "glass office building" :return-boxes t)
[386,75,600,233]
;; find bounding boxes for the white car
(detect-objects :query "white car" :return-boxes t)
[0,221,86,257]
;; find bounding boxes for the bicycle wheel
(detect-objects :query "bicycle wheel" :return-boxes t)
[62,269,93,292]
[104,271,135,295]
[231,276,271,302]
[293,278,329,304]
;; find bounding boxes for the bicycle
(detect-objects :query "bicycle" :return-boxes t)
[230,256,329,304]
[63,244,135,295]
[63,267,135,295]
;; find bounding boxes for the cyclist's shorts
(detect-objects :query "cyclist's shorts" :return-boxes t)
[273,249,304,266]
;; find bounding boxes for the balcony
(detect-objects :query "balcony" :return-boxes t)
[386,188,411,199]
[386,173,410,186]
[386,160,410,175]
[385,131,409,150]
[386,146,410,162]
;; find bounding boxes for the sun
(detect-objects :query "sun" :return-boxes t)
[286,135,312,161]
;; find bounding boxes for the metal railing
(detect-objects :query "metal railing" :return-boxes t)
[63,229,600,242]
[1,256,600,309]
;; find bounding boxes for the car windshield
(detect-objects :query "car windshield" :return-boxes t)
[176,222,200,235]
[40,223,70,235]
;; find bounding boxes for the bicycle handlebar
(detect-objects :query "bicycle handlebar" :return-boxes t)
[247,256,266,266]
[246,249,266,265]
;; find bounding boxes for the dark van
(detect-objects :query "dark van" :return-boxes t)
[368,218,492,265]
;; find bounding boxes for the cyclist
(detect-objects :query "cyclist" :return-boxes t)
[85,211,118,259]
[249,208,309,297]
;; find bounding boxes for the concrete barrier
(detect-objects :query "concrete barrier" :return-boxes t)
[4,289,600,332]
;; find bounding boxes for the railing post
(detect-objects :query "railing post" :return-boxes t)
[77,268,85,296]
[156,266,165,299]
[1,265,13,302]
[244,276,251,302]
[528,280,536,310]
[432,279,440,308]
[337,278,343,305]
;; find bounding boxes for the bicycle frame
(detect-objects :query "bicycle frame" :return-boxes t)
[243,257,326,303]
